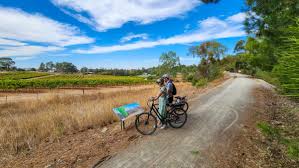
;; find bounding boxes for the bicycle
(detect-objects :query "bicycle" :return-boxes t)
[135,99,187,135]
[174,96,189,112]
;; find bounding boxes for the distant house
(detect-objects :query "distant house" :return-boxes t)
[48,68,56,73]
[139,73,154,78]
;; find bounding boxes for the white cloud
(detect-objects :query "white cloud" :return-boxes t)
[0,45,63,57]
[0,7,94,47]
[184,24,191,32]
[74,13,246,54]
[52,0,201,31]
[226,12,246,23]
[120,33,149,43]
[14,56,36,61]
[0,38,26,46]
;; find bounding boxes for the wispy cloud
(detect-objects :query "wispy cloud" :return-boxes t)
[0,7,94,57]
[0,38,26,46]
[52,0,201,31]
[14,56,36,61]
[184,24,191,32]
[120,33,149,43]
[0,45,63,57]
[74,13,246,54]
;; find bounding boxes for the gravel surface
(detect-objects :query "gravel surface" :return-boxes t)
[97,74,273,168]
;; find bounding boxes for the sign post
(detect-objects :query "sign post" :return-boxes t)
[113,102,144,130]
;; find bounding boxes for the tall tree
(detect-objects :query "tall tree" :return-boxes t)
[80,67,89,74]
[189,41,227,64]
[234,40,245,54]
[38,63,46,72]
[159,51,180,76]
[45,61,55,71]
[0,57,15,71]
[55,62,78,73]
[189,41,226,79]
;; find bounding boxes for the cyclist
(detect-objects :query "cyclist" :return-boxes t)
[151,78,167,129]
[162,74,174,105]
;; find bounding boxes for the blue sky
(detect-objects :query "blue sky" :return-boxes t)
[0,0,247,69]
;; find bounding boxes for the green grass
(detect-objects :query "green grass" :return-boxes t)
[257,122,299,159]
[257,122,280,139]
[190,150,200,155]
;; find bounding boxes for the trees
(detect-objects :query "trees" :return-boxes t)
[158,51,180,76]
[245,0,298,65]
[38,62,78,73]
[80,67,89,74]
[189,41,226,81]
[243,0,298,98]
[273,19,299,97]
[189,41,227,64]
[0,57,15,71]
[234,40,245,54]
[45,61,55,71]
[38,63,46,72]
[159,51,180,69]
[55,62,78,73]
[245,0,298,42]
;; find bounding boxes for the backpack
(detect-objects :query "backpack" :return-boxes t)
[172,83,177,95]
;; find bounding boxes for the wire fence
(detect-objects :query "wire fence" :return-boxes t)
[0,88,98,104]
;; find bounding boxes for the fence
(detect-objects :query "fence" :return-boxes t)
[0,88,98,104]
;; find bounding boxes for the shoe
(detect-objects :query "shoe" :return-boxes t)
[160,124,166,129]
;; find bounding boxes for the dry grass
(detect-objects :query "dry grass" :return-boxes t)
[0,83,199,156]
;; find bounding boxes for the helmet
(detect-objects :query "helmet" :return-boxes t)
[162,74,170,79]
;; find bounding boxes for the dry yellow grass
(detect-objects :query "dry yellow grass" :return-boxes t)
[0,83,199,156]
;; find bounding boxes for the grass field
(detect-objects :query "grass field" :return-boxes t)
[0,72,150,90]
[0,83,199,156]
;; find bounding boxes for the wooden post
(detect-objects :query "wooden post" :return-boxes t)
[83,88,85,95]
[5,95,7,103]
[120,120,125,130]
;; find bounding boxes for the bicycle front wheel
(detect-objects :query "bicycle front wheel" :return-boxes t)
[135,113,157,135]
[168,108,187,128]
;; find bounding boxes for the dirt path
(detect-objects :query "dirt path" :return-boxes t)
[24,74,57,80]
[97,74,273,168]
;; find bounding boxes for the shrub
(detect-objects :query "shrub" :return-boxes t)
[255,70,280,86]
[195,78,208,88]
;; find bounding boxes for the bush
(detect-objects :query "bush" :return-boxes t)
[207,64,222,81]
[255,70,280,86]
[195,78,208,88]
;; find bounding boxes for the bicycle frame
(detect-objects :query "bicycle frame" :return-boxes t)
[148,102,164,122]
[147,101,177,124]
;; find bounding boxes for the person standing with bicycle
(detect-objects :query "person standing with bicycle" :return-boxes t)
[135,77,187,135]
[152,78,167,129]
[162,74,176,104]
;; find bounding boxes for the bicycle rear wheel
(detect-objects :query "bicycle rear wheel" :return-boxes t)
[175,102,189,113]
[182,102,189,111]
[135,113,157,135]
[168,108,187,128]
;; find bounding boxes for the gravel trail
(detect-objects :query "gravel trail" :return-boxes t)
[97,74,272,168]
